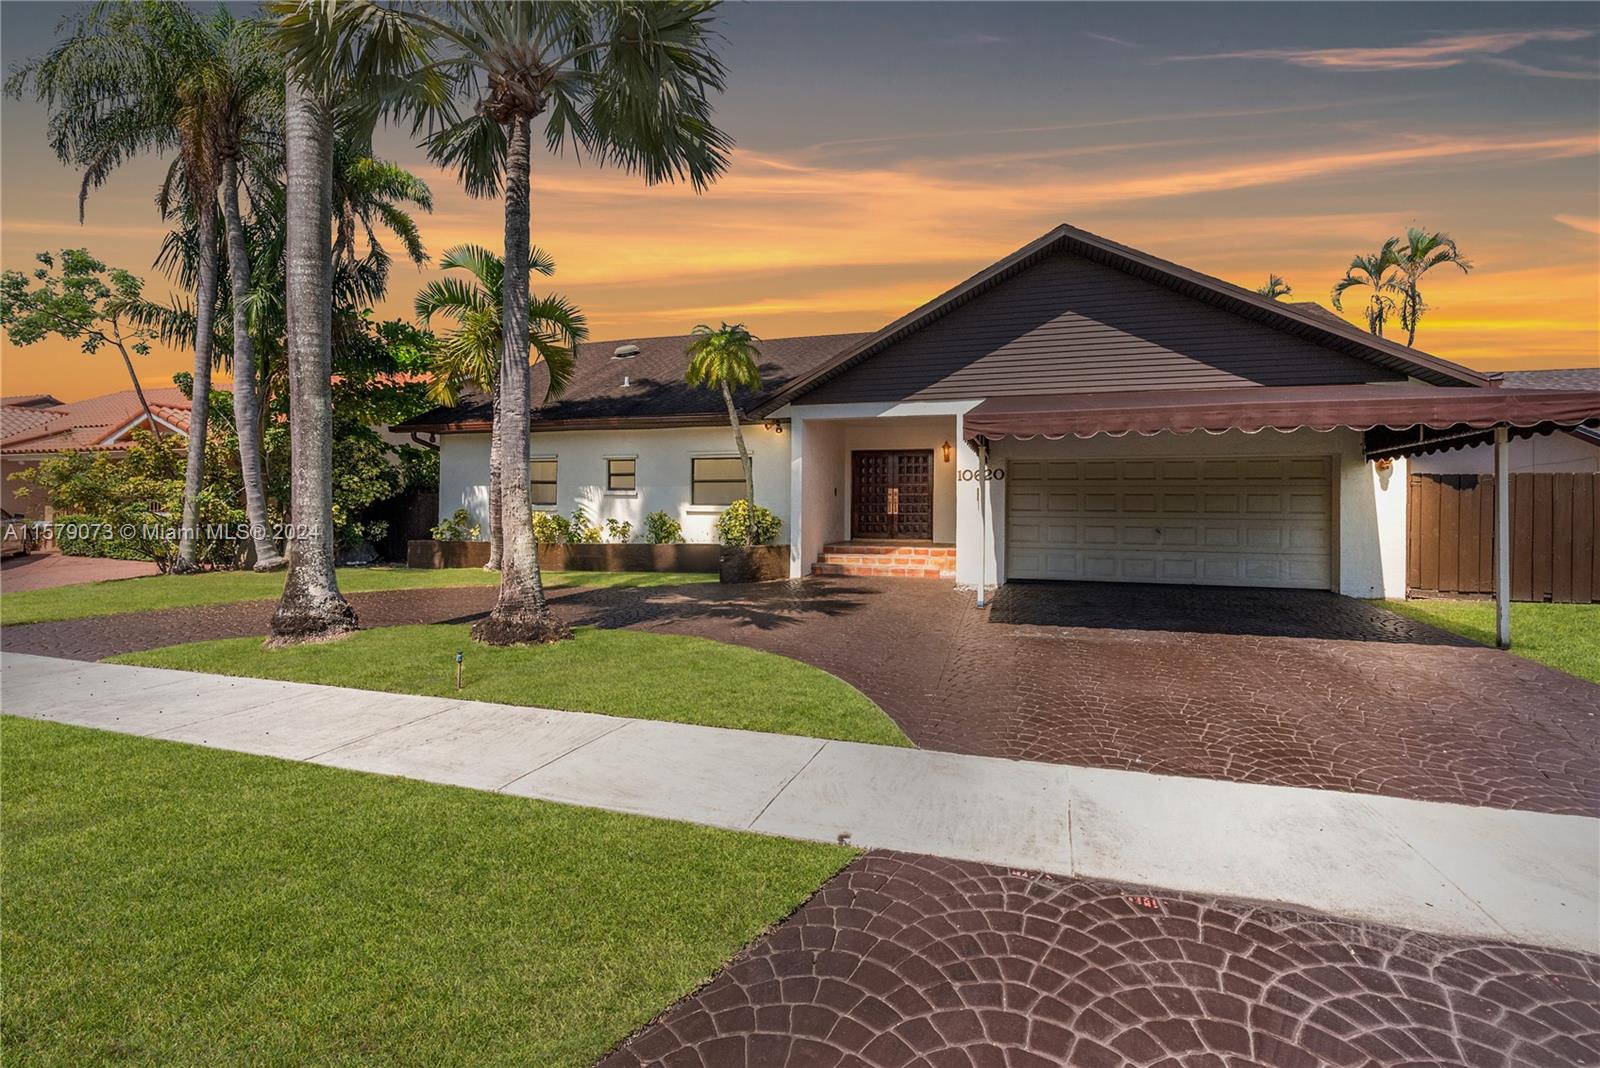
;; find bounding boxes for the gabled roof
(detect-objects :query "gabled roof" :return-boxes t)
[0,393,63,408]
[0,387,191,456]
[396,331,869,433]
[756,224,1493,414]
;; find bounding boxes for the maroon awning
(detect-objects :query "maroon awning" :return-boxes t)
[962,384,1600,444]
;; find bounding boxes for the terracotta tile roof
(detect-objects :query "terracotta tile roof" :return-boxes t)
[0,393,63,408]
[0,406,66,440]
[396,331,871,432]
[0,387,191,456]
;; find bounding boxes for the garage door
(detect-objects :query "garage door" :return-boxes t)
[1006,456,1333,589]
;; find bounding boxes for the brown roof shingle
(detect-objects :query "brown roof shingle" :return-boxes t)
[396,331,870,432]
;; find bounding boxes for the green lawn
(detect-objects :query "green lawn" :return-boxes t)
[1380,599,1600,684]
[110,624,911,746]
[1,716,853,1066]
[1,566,715,626]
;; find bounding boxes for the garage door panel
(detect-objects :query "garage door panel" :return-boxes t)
[1007,454,1333,590]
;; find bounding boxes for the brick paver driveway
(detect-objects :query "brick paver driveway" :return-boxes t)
[5,576,1596,815]
[599,851,1600,1068]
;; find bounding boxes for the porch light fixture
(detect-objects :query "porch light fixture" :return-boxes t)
[1372,457,1394,472]
[941,440,953,463]
[763,420,784,434]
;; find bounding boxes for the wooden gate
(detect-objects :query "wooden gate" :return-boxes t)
[1407,472,1599,602]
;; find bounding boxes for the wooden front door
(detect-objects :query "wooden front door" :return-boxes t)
[851,450,934,540]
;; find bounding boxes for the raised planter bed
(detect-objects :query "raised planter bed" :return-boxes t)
[407,540,490,569]
[406,539,721,573]
[719,544,790,583]
[537,542,720,573]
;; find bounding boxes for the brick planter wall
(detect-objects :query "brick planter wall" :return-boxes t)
[536,543,721,573]
[407,539,720,573]
[719,544,791,583]
[407,540,490,569]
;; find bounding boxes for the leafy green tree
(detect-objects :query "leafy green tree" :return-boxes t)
[0,251,165,437]
[1390,227,1472,347]
[1332,240,1401,337]
[1256,274,1292,301]
[282,0,731,644]
[416,244,585,569]
[686,322,762,546]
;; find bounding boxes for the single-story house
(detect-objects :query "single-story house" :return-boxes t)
[1,387,192,520]
[399,224,1600,601]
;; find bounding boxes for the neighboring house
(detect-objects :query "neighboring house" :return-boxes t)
[401,223,1599,598]
[0,387,191,520]
[1410,369,1600,475]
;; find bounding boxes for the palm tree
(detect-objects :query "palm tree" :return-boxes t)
[1331,239,1401,337]
[268,68,357,642]
[416,244,585,570]
[9,2,246,571]
[1256,275,1293,301]
[1390,227,1472,347]
[686,323,762,546]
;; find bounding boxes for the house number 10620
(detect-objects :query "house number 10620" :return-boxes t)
[957,468,1005,481]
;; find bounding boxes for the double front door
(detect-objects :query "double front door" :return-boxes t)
[851,450,934,540]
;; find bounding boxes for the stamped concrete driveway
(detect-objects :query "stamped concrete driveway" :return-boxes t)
[599,851,1600,1068]
[5,576,1596,816]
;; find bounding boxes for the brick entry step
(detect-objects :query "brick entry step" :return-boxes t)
[811,541,956,579]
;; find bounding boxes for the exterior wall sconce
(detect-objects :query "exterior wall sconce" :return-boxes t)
[1372,457,1394,472]
[941,441,953,463]
[763,420,784,434]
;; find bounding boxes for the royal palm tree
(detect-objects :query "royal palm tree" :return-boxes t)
[10,2,250,571]
[1390,227,1472,347]
[267,70,357,642]
[276,1,729,644]
[1331,239,1401,338]
[1256,274,1293,301]
[686,322,761,546]
[416,244,585,569]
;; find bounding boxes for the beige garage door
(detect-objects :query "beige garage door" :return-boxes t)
[1006,455,1333,589]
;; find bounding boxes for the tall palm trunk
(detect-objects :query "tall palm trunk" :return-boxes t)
[472,116,569,646]
[174,197,220,572]
[485,378,503,570]
[270,76,356,644]
[222,155,284,571]
[720,381,754,547]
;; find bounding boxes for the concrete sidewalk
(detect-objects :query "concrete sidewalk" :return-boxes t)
[3,651,1595,954]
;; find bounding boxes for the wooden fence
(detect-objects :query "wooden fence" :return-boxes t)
[1407,472,1599,603]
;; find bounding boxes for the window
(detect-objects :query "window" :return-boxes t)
[530,459,557,506]
[692,456,745,506]
[606,457,636,492]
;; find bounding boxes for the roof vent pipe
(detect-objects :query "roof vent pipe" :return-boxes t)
[622,376,631,387]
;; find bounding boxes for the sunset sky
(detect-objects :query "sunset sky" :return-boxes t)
[2,1,1597,401]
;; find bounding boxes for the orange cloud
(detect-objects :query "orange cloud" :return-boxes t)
[1167,28,1599,76]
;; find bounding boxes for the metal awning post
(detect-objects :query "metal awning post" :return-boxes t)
[1494,424,1511,649]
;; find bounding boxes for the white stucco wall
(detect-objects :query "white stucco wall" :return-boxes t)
[1409,431,1600,475]
[437,423,791,544]
[987,428,1409,598]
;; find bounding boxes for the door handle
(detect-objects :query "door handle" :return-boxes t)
[888,487,899,515]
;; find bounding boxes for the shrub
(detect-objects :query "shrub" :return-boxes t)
[566,508,602,544]
[603,518,633,544]
[714,500,782,546]
[530,510,571,544]
[643,510,683,545]
[430,508,480,541]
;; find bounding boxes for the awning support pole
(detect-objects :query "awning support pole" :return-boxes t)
[1494,424,1511,649]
